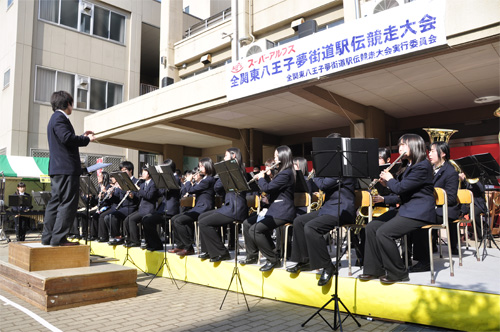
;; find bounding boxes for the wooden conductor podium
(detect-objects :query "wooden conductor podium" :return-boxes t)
[0,242,137,311]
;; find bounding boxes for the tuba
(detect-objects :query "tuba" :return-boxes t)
[423,128,479,184]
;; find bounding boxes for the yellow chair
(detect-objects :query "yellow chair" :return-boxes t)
[421,187,454,283]
[452,189,479,266]
[342,190,372,276]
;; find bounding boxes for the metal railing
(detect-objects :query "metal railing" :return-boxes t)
[184,8,231,39]
[140,83,159,96]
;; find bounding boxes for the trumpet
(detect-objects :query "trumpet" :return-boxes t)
[248,161,280,185]
[367,152,406,191]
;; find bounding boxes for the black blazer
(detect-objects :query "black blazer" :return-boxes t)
[135,180,158,216]
[185,175,216,214]
[257,167,295,222]
[214,178,248,221]
[115,176,139,215]
[386,160,436,223]
[433,161,460,220]
[47,111,90,176]
[314,177,356,223]
[156,175,181,216]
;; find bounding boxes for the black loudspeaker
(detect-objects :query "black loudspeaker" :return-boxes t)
[298,20,317,39]
[161,77,174,87]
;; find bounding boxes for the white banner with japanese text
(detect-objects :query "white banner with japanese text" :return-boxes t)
[226,0,447,101]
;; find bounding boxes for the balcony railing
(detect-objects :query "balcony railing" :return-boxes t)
[184,8,231,39]
[140,83,159,96]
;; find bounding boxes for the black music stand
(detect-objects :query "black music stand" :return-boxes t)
[32,191,51,207]
[302,137,378,331]
[110,171,145,271]
[145,165,180,289]
[0,172,7,243]
[214,159,251,311]
[454,153,500,255]
[79,175,98,247]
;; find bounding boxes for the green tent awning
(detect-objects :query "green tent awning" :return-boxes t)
[0,155,49,178]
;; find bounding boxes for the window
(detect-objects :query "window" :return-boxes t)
[60,0,79,29]
[184,6,189,14]
[35,66,123,111]
[38,0,126,44]
[7,0,13,9]
[3,69,10,89]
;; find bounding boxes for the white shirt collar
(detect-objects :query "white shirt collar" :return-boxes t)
[56,109,69,119]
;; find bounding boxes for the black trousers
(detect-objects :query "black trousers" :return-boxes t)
[243,214,287,264]
[97,208,114,239]
[42,174,79,245]
[290,210,341,270]
[198,210,233,257]
[142,213,172,250]
[172,211,200,250]
[14,216,30,241]
[363,211,428,280]
[123,211,146,244]
[106,210,129,238]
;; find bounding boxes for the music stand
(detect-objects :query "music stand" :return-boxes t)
[110,171,145,271]
[145,165,180,289]
[32,191,51,207]
[302,137,378,331]
[214,159,251,311]
[454,153,500,255]
[0,173,7,243]
[79,175,98,247]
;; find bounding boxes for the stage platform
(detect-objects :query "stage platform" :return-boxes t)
[0,242,137,311]
[86,237,500,332]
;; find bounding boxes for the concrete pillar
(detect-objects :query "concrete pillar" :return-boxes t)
[162,144,184,171]
[364,106,387,147]
[160,0,183,84]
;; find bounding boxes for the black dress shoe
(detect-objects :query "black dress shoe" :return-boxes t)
[259,260,281,272]
[97,237,109,243]
[147,246,164,251]
[198,252,210,259]
[124,242,140,248]
[380,275,410,284]
[358,274,380,281]
[318,264,336,286]
[140,242,148,250]
[210,253,231,262]
[286,262,310,273]
[239,256,258,265]
[409,261,430,273]
[58,240,80,246]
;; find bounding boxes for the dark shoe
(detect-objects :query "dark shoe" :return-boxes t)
[124,242,140,248]
[452,248,459,256]
[409,261,430,273]
[97,237,109,243]
[239,256,258,265]
[358,274,380,281]
[140,242,148,250]
[198,252,210,259]
[108,238,124,245]
[210,253,231,262]
[58,240,80,246]
[67,234,76,239]
[259,260,281,272]
[286,262,310,274]
[147,246,163,251]
[380,275,410,284]
[176,249,195,256]
[41,240,50,245]
[88,236,97,241]
[168,248,182,253]
[318,264,336,286]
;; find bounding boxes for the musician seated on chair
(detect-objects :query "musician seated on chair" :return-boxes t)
[359,134,436,284]
[142,159,181,251]
[107,161,139,245]
[168,158,216,257]
[410,141,459,273]
[11,182,33,242]
[286,134,356,286]
[122,166,159,248]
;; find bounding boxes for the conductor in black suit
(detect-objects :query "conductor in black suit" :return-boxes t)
[42,91,96,246]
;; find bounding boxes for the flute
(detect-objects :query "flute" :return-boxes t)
[367,151,406,191]
[248,161,280,185]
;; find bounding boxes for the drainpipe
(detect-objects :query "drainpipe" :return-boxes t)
[231,0,239,61]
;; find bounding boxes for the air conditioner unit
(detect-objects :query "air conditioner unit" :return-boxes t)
[240,39,275,59]
[77,76,89,89]
[360,0,412,17]
[81,2,92,14]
